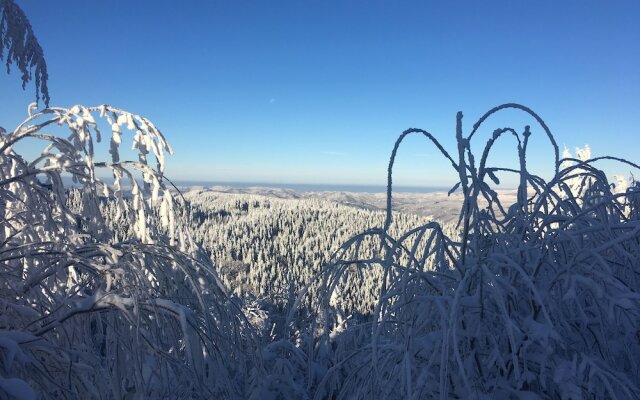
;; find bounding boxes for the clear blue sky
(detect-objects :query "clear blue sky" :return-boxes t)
[1,0,638,187]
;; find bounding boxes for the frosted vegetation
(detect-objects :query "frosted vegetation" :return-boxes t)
[2,1,640,399]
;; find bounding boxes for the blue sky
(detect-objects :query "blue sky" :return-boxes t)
[1,0,638,187]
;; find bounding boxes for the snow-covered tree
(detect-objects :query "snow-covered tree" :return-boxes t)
[0,0,49,106]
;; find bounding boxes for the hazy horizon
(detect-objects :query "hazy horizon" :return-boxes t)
[173,179,454,193]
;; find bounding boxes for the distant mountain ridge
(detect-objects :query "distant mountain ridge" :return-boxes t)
[181,185,520,225]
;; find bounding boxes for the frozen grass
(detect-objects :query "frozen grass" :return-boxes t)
[0,105,258,398]
[288,104,640,399]
[1,102,639,399]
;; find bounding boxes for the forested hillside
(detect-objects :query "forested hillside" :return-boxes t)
[85,188,455,317]
[185,191,436,305]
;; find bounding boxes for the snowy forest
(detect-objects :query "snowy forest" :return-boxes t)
[2,1,640,399]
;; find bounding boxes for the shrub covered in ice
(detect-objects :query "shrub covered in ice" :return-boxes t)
[285,104,640,399]
[0,105,257,398]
